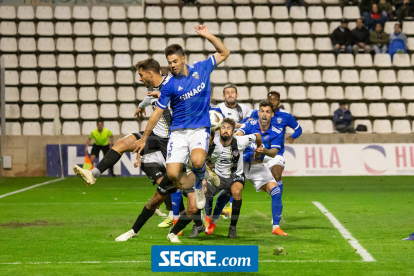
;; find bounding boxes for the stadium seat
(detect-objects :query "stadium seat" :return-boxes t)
[272,6,289,20]
[281,54,299,68]
[119,103,137,119]
[5,104,20,119]
[140,120,148,131]
[383,86,401,100]
[379,70,397,84]
[109,6,126,20]
[0,6,16,20]
[91,6,108,20]
[22,122,41,135]
[241,38,259,51]
[402,86,414,100]
[408,103,414,116]
[292,103,311,117]
[5,87,20,102]
[300,54,318,67]
[121,121,139,135]
[73,6,90,20]
[398,70,414,83]
[75,38,92,52]
[223,38,240,52]
[73,22,91,36]
[288,86,306,100]
[402,21,414,35]
[344,86,363,100]
[244,53,262,68]
[0,21,17,36]
[95,54,113,68]
[145,105,153,117]
[21,87,39,102]
[325,6,342,20]
[364,86,382,100]
[116,70,134,85]
[78,70,95,85]
[39,54,57,68]
[38,38,55,52]
[149,38,167,52]
[239,22,256,36]
[5,70,19,86]
[61,104,79,119]
[152,53,168,67]
[136,86,148,101]
[188,54,206,65]
[263,54,280,68]
[250,86,268,100]
[112,37,130,52]
[79,87,97,102]
[3,54,18,69]
[275,22,292,35]
[82,121,97,135]
[373,120,392,133]
[388,103,406,117]
[105,121,120,135]
[278,38,295,52]
[131,38,148,52]
[318,54,336,67]
[393,54,410,67]
[304,70,322,84]
[17,37,34,52]
[248,70,265,84]
[166,22,183,36]
[55,22,73,36]
[60,87,77,102]
[17,6,34,20]
[235,6,252,20]
[97,70,114,85]
[219,22,238,36]
[80,104,99,120]
[40,87,58,102]
[57,38,74,52]
[311,22,329,36]
[315,120,334,133]
[186,38,204,52]
[59,70,76,85]
[312,103,330,117]
[99,104,118,118]
[308,6,325,20]
[92,22,109,37]
[148,22,165,36]
[270,86,287,100]
[297,37,314,51]
[259,37,277,52]
[116,87,134,102]
[114,54,132,68]
[266,70,284,84]
[343,6,360,20]
[62,122,81,135]
[355,54,373,67]
[327,87,344,101]
[329,22,340,33]
[290,6,307,20]
[18,22,36,36]
[297,120,314,133]
[393,120,411,134]
[315,37,333,52]
[307,86,325,100]
[164,6,180,20]
[20,70,38,85]
[337,54,354,67]
[54,6,71,20]
[199,6,216,20]
[229,70,246,84]
[127,6,144,20]
[341,70,359,83]
[350,103,368,117]
[218,6,234,20]
[374,54,392,67]
[41,104,59,119]
[57,54,75,69]
[20,54,37,68]
[42,122,54,136]
[354,119,373,133]
[369,103,388,117]
[360,70,378,84]
[323,70,341,83]
[37,21,54,36]
[285,70,303,84]
[76,54,94,68]
[293,22,311,36]
[211,70,228,84]
[253,6,271,20]
[129,22,146,36]
[212,86,224,101]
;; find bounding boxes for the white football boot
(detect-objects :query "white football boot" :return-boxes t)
[167,233,181,243]
[205,166,220,187]
[155,208,167,217]
[115,229,139,242]
[73,165,96,186]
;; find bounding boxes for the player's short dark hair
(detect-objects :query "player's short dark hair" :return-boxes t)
[222,117,236,130]
[223,84,238,94]
[135,58,161,73]
[97,119,104,124]
[164,44,186,58]
[268,91,280,99]
[259,100,273,110]
[395,23,401,28]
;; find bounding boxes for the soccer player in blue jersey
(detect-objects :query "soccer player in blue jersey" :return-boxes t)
[236,100,288,235]
[133,25,230,242]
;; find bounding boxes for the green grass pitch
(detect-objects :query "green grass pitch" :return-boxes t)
[0,176,413,275]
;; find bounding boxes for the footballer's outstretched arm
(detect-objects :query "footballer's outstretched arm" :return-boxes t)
[132,106,164,154]
[194,25,230,65]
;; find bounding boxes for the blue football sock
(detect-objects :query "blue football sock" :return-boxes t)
[213,191,230,221]
[205,197,213,217]
[192,163,206,190]
[271,185,283,226]
[229,196,233,208]
[277,181,283,193]
[171,189,182,217]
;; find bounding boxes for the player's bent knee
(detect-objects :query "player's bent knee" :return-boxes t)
[232,191,242,201]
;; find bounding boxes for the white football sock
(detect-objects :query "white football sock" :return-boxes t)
[272,225,279,231]
[168,211,173,219]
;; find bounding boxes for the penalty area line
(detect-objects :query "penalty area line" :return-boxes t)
[312,201,375,262]
[0,178,65,199]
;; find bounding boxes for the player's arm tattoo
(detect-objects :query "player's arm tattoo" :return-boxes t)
[262,148,278,158]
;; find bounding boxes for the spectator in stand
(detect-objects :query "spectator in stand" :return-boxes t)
[360,0,373,16]
[389,23,408,57]
[333,101,355,133]
[352,18,372,54]
[364,4,386,30]
[371,23,390,53]
[331,18,353,56]
[378,0,394,20]
[396,0,414,23]
[286,0,304,12]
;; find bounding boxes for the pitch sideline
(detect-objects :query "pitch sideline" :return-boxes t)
[0,178,65,199]
[312,201,375,262]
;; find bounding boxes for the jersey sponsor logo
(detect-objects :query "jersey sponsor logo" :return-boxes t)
[250,120,257,125]
[277,118,282,124]
[179,82,206,101]
[192,72,199,79]
[272,126,282,134]
[178,86,183,91]
[232,150,239,157]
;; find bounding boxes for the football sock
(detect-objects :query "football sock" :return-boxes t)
[92,149,122,178]
[277,180,283,193]
[213,191,230,221]
[229,197,234,208]
[171,190,182,218]
[192,163,206,190]
[193,210,203,227]
[168,211,173,219]
[230,199,242,227]
[205,197,213,217]
[132,206,156,233]
[164,194,172,212]
[271,185,283,226]
[171,212,193,235]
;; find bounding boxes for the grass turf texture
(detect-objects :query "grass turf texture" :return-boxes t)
[0,176,413,275]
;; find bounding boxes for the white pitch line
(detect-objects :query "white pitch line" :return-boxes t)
[0,201,297,206]
[0,178,65,199]
[312,201,375,262]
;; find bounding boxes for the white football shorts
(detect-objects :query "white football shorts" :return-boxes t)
[166,127,210,164]
[244,162,276,192]
[267,155,285,169]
